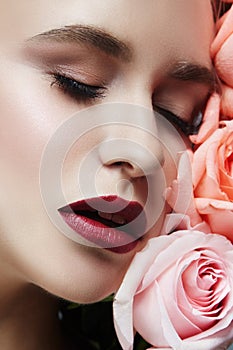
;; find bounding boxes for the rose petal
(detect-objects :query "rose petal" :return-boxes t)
[113,236,174,350]
[161,213,211,235]
[221,85,233,118]
[215,34,233,87]
[195,198,233,211]
[211,6,233,58]
[190,94,220,145]
[165,151,202,226]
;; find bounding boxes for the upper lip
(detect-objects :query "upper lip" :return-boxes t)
[58,195,147,238]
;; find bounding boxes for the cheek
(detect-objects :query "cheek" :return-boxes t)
[0,59,135,301]
[0,59,79,243]
[0,65,49,173]
[0,59,78,184]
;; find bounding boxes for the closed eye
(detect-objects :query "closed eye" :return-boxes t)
[49,73,203,135]
[50,73,106,102]
[154,106,203,136]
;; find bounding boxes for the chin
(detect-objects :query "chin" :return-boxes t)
[30,253,127,304]
[40,276,118,304]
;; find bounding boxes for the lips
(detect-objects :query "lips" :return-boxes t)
[58,195,147,253]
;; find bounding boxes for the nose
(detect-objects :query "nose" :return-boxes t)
[97,105,165,178]
[98,138,164,178]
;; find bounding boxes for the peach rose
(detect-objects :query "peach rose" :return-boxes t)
[192,120,233,241]
[165,151,210,232]
[190,3,233,147]
[113,231,233,350]
[211,4,233,119]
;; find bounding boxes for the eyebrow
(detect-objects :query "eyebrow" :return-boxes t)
[27,25,132,62]
[169,61,217,91]
[27,25,218,92]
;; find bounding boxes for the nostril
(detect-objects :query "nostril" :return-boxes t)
[114,161,135,169]
[114,161,124,166]
[112,161,136,172]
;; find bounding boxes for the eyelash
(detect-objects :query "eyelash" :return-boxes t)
[49,73,202,135]
[50,73,106,102]
[154,106,203,136]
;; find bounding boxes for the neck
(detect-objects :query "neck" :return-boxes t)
[0,268,65,350]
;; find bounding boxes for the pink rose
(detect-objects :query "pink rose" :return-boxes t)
[113,231,233,350]
[192,120,233,241]
[211,4,233,119]
[165,151,210,232]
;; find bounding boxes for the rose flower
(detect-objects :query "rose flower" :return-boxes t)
[113,231,233,350]
[192,120,233,241]
[211,4,233,119]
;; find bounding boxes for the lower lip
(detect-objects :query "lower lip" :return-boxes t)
[59,211,139,254]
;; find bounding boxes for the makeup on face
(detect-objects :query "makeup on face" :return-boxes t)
[58,195,147,254]
[22,23,216,133]
[0,0,216,304]
[20,20,216,252]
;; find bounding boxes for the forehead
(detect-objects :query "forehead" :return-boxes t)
[1,0,214,64]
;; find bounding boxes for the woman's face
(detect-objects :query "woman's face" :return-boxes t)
[0,0,214,303]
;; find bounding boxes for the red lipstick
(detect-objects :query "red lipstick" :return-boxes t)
[58,195,146,253]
